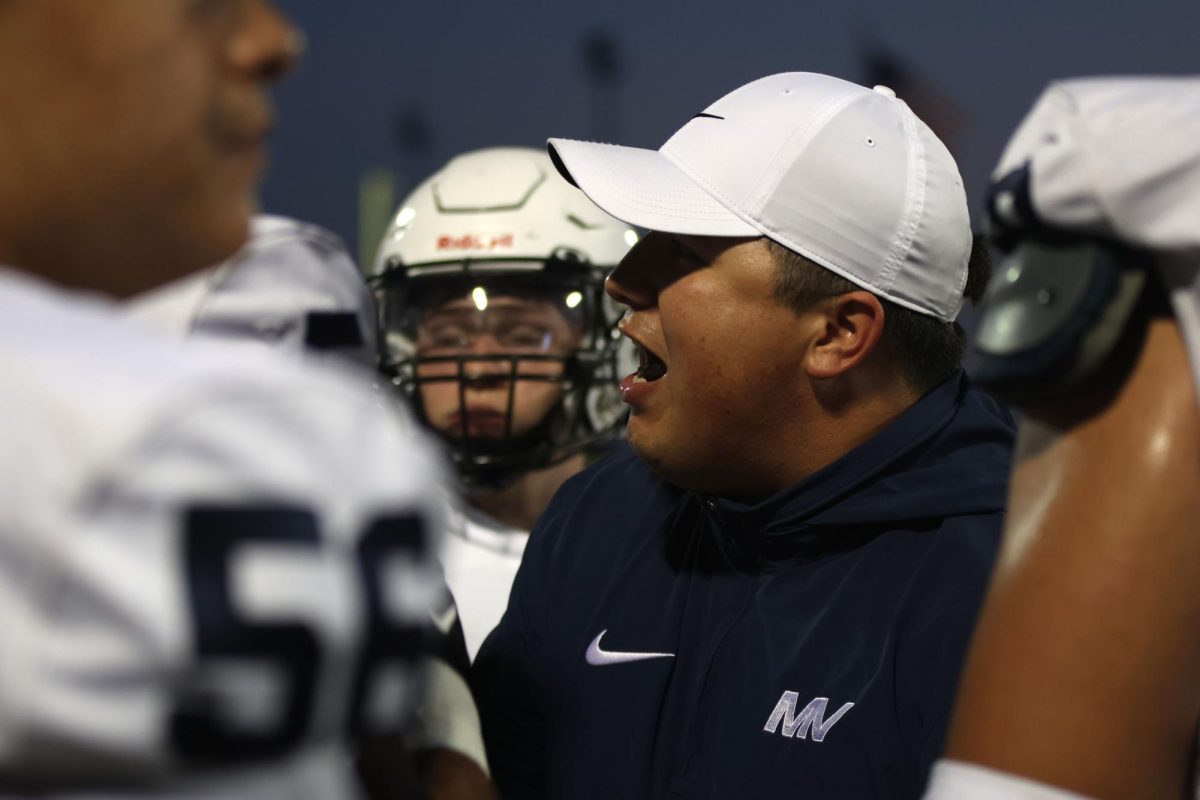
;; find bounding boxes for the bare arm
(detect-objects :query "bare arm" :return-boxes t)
[944,313,1200,800]
[357,739,496,800]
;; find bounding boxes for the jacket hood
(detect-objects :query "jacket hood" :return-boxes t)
[704,374,1015,551]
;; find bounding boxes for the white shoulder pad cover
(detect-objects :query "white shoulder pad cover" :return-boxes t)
[0,270,446,787]
[128,215,378,369]
[924,761,1096,800]
[993,76,1200,250]
[993,77,1200,409]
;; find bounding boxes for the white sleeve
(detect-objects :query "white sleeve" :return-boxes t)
[406,656,490,773]
[0,371,448,788]
[924,761,1097,800]
[1158,253,1200,412]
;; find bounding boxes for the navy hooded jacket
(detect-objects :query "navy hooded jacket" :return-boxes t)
[473,374,1015,799]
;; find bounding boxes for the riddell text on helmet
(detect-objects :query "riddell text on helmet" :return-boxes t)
[437,233,515,252]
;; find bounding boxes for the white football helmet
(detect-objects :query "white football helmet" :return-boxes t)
[372,147,637,489]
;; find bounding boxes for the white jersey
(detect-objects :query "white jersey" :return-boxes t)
[924,761,1093,800]
[440,504,527,660]
[0,267,446,796]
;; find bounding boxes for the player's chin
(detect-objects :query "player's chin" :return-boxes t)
[183,206,254,276]
[111,208,251,297]
[192,184,258,262]
[205,148,268,243]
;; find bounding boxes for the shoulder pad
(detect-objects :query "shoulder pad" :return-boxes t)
[967,239,1149,405]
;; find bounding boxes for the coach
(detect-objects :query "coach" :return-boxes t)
[473,72,1014,799]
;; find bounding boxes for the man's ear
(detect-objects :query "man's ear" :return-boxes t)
[805,291,886,379]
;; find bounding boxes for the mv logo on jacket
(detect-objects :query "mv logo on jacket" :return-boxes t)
[763,692,855,742]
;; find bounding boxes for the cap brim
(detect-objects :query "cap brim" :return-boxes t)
[547,138,759,237]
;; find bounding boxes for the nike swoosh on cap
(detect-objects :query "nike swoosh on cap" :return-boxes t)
[691,112,725,120]
[585,630,675,666]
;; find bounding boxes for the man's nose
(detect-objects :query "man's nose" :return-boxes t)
[461,334,510,383]
[467,332,507,356]
[605,237,660,310]
[231,1,303,83]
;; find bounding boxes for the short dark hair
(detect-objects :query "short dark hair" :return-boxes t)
[766,236,993,395]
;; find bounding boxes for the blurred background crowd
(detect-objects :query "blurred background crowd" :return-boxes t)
[264,0,1200,267]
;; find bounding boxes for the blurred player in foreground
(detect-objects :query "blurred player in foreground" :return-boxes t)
[0,2,450,798]
[924,77,1200,800]
[129,214,497,798]
[372,147,634,658]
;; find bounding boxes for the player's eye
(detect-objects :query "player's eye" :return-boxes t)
[421,325,472,350]
[499,324,553,351]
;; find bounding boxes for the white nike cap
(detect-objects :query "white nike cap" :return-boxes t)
[548,72,972,322]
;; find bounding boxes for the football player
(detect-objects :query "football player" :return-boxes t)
[924,77,1200,799]
[128,214,496,798]
[0,2,449,798]
[372,147,635,658]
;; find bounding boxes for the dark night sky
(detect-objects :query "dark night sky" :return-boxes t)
[263,0,1200,262]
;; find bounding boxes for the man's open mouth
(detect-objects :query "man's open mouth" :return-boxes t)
[634,344,668,383]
